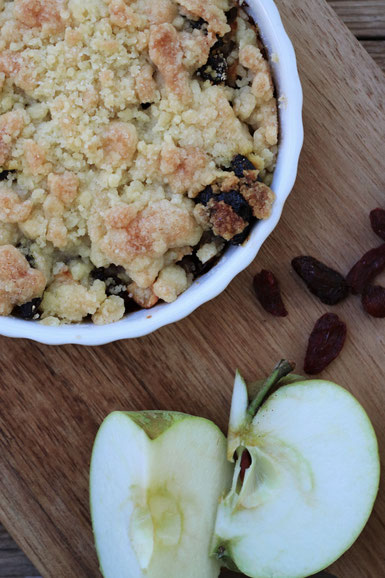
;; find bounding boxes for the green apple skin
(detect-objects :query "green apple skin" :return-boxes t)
[212,374,380,578]
[90,411,232,578]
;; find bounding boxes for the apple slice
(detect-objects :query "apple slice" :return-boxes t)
[212,362,380,578]
[90,411,232,578]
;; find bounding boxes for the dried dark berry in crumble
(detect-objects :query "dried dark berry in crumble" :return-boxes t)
[226,6,239,25]
[141,103,152,110]
[197,39,231,84]
[195,185,215,206]
[16,245,36,268]
[231,154,256,178]
[12,298,42,320]
[0,169,16,180]
[25,254,36,268]
[197,53,228,84]
[216,190,253,222]
[91,265,127,295]
[195,184,256,245]
[215,36,235,59]
[121,292,141,314]
[229,224,251,245]
[189,17,207,31]
[179,254,218,277]
[91,266,141,313]
[91,265,124,283]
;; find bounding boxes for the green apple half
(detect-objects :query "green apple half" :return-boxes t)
[90,411,232,578]
[212,362,380,577]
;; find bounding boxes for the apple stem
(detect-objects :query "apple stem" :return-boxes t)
[246,360,295,418]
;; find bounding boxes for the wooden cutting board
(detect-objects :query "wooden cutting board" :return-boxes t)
[0,0,384,576]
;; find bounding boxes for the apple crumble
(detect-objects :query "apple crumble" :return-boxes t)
[0,0,278,325]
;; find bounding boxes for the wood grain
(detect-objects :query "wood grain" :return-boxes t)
[329,1,385,71]
[361,40,385,70]
[0,525,39,577]
[0,1,385,578]
[330,0,385,37]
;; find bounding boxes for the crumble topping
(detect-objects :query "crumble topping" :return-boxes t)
[0,244,46,314]
[0,0,278,324]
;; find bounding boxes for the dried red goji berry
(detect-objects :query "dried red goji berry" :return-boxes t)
[370,208,385,241]
[346,244,385,294]
[362,285,385,318]
[292,256,349,305]
[304,313,347,375]
[253,270,288,317]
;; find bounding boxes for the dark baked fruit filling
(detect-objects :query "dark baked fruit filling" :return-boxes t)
[194,156,274,246]
[231,155,259,178]
[12,297,42,320]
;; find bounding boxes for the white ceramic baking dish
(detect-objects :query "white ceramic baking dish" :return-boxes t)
[0,0,303,345]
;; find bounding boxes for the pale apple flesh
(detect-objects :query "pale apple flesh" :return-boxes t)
[90,411,232,578]
[212,374,380,578]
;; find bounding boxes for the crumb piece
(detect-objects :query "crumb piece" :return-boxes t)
[108,0,139,28]
[0,245,46,315]
[0,187,32,224]
[233,87,257,121]
[65,27,82,47]
[145,0,178,24]
[193,202,211,229]
[239,45,274,100]
[0,111,24,166]
[153,265,189,302]
[0,223,20,245]
[104,204,140,229]
[102,122,138,168]
[19,208,47,241]
[163,245,192,266]
[127,282,159,308]
[160,143,216,196]
[23,140,51,176]
[102,199,202,268]
[46,217,68,248]
[47,172,79,206]
[240,178,275,219]
[39,315,60,326]
[207,199,247,240]
[179,30,214,70]
[0,52,21,77]
[43,195,64,218]
[13,0,65,33]
[175,0,230,37]
[41,279,106,323]
[196,241,222,264]
[149,23,192,103]
[0,51,36,91]
[134,64,157,104]
[43,195,67,248]
[92,295,125,324]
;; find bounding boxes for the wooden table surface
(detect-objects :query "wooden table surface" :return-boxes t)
[1,1,385,577]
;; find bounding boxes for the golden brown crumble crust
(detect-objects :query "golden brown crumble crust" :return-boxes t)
[0,0,278,324]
